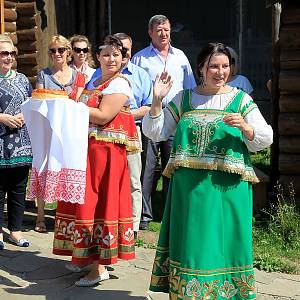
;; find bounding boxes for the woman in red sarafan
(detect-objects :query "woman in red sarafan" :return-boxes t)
[53,35,141,287]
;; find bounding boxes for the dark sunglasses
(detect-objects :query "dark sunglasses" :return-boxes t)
[0,51,17,57]
[73,47,89,54]
[49,48,67,54]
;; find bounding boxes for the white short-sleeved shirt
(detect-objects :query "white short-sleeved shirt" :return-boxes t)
[101,77,133,106]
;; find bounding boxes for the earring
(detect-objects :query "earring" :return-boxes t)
[199,72,206,88]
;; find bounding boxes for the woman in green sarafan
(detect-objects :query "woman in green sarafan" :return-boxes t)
[142,43,273,299]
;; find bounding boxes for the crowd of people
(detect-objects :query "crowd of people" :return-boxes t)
[0,14,273,298]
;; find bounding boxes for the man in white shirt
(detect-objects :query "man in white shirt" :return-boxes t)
[132,15,196,230]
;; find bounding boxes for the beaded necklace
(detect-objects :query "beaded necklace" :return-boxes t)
[0,69,13,79]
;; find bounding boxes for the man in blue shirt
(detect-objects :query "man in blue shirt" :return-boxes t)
[132,15,196,230]
[87,33,153,237]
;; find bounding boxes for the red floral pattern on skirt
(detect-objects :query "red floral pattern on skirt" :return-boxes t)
[53,138,135,265]
[28,168,86,203]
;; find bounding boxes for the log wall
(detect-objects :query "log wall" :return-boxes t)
[16,0,42,85]
[1,0,42,85]
[1,0,17,45]
[277,1,300,204]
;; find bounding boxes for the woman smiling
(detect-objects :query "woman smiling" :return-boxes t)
[53,35,140,287]
[143,43,273,299]
[0,35,32,249]
[34,35,85,234]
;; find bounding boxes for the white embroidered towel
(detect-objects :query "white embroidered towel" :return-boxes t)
[21,97,89,204]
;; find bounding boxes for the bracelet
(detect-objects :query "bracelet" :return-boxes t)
[149,111,162,119]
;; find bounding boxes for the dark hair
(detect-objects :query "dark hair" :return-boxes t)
[196,42,231,78]
[113,32,132,44]
[96,35,127,58]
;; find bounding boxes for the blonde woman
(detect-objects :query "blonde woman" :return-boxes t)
[34,35,85,233]
[0,35,32,249]
[69,35,95,84]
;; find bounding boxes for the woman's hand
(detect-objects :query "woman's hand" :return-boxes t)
[15,113,25,125]
[153,71,173,103]
[150,72,173,118]
[0,113,24,128]
[223,113,254,141]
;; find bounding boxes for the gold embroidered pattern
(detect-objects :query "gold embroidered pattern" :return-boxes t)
[151,255,256,299]
[232,274,256,298]
[163,109,258,183]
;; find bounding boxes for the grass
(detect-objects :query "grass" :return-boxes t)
[250,147,271,175]
[253,182,300,274]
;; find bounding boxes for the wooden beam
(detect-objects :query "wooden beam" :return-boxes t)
[4,8,17,22]
[279,71,300,93]
[279,137,300,153]
[17,52,38,65]
[278,113,300,135]
[279,154,300,175]
[17,14,39,28]
[270,2,281,186]
[0,0,4,33]
[4,1,16,9]
[17,40,37,52]
[279,95,300,112]
[16,2,37,16]
[17,27,39,41]
[4,21,16,32]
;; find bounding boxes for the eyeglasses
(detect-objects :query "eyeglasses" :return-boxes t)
[49,48,67,54]
[73,47,89,54]
[0,51,17,57]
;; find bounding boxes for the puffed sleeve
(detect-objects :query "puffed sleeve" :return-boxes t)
[102,77,133,103]
[142,92,183,142]
[240,93,273,152]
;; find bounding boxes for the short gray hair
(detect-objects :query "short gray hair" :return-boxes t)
[0,34,14,46]
[148,15,170,31]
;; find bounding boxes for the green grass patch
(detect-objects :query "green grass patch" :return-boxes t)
[253,182,300,274]
[44,202,57,210]
[253,225,300,274]
[148,221,161,232]
[250,147,271,175]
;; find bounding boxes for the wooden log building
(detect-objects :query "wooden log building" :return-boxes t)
[0,0,42,84]
[270,0,300,203]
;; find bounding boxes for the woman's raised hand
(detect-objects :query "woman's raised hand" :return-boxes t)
[153,71,173,103]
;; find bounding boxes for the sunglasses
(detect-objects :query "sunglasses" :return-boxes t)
[0,51,17,57]
[49,48,67,54]
[73,47,89,54]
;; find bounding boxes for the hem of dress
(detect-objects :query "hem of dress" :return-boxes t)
[163,161,259,183]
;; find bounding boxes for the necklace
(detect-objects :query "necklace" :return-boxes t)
[52,67,71,86]
[0,70,13,79]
